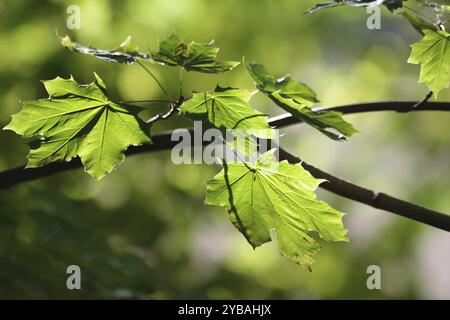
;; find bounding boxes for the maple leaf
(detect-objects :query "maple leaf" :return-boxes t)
[408,29,450,96]
[4,74,152,180]
[205,150,349,269]
[151,33,239,73]
[180,86,275,139]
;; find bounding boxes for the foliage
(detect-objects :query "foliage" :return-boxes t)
[151,33,240,73]
[4,74,152,180]
[305,0,405,14]
[408,29,450,96]
[246,62,358,140]
[1,0,450,278]
[306,0,450,95]
[60,34,150,64]
[205,150,348,269]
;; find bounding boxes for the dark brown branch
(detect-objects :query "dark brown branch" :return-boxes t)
[268,100,450,128]
[0,100,449,231]
[278,148,450,232]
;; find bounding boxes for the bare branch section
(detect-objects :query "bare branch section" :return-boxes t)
[0,101,449,231]
[278,148,450,232]
[269,100,450,127]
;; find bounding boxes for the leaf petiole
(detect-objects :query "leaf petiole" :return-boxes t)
[136,60,172,101]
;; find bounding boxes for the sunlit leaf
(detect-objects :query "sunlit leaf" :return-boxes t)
[205,150,349,269]
[305,0,404,14]
[408,29,450,96]
[180,86,275,139]
[3,74,152,179]
[247,62,319,108]
[151,33,239,73]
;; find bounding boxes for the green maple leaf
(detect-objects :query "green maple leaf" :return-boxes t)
[408,29,450,97]
[205,150,349,269]
[3,74,152,180]
[246,62,357,140]
[401,11,437,35]
[246,61,319,107]
[60,34,150,63]
[180,86,275,139]
[151,34,240,73]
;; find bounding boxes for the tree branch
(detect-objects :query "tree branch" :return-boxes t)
[278,148,450,232]
[1,101,449,231]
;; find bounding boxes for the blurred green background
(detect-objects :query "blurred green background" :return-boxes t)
[0,0,449,299]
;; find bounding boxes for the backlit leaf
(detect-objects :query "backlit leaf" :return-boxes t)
[151,34,239,73]
[180,86,275,139]
[4,74,152,179]
[408,29,450,96]
[246,62,357,140]
[205,150,349,269]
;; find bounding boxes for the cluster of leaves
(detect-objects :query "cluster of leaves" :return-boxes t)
[3,33,355,269]
[306,0,450,97]
[6,1,449,268]
[5,0,450,268]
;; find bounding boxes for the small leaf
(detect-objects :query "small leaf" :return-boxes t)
[180,86,275,139]
[408,29,450,96]
[205,150,349,269]
[246,62,357,140]
[60,35,150,64]
[3,74,152,180]
[151,33,239,73]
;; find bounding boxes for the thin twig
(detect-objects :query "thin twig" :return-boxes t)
[413,91,433,109]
